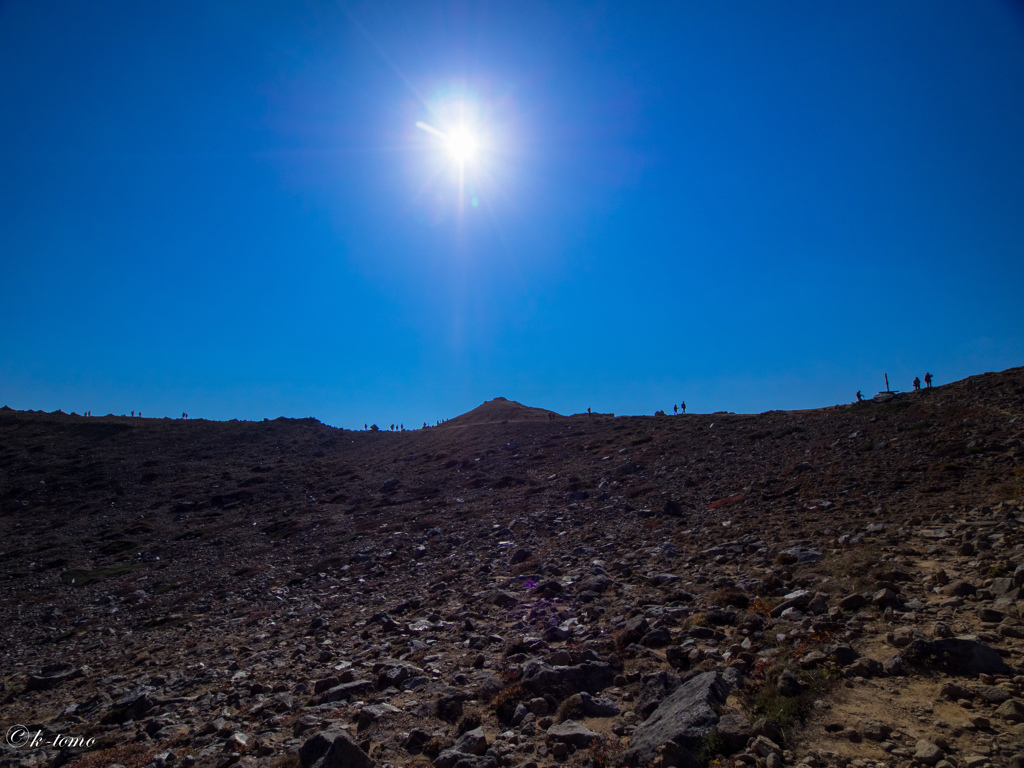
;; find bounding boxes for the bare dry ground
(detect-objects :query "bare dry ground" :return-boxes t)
[1,368,1023,768]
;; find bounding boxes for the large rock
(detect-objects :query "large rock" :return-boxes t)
[716,712,752,752]
[375,660,425,691]
[521,659,615,697]
[453,728,488,756]
[579,691,620,717]
[938,580,977,597]
[546,720,599,749]
[914,740,943,766]
[576,575,614,593]
[486,589,518,608]
[101,686,160,725]
[321,680,375,703]
[636,670,681,719]
[901,637,1013,676]
[623,671,731,767]
[996,699,1024,723]
[432,727,491,767]
[25,664,82,692]
[769,590,812,618]
[299,730,373,768]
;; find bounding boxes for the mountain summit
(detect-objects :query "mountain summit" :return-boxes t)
[440,396,561,427]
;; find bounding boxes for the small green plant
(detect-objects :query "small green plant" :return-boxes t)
[456,710,482,736]
[697,728,727,764]
[270,756,300,768]
[751,687,800,728]
[750,596,777,616]
[556,693,584,722]
[492,683,524,724]
[685,612,711,628]
[575,737,625,768]
[707,586,749,609]
[423,736,451,759]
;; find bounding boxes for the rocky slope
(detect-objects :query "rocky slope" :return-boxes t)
[1,368,1023,768]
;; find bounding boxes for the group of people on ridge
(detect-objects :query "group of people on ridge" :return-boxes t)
[856,372,934,403]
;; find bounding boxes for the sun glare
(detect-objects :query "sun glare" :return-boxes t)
[447,127,476,163]
[415,108,490,211]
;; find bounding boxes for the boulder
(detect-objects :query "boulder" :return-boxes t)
[825,643,859,666]
[546,720,599,749]
[901,637,1013,676]
[914,740,943,766]
[486,590,517,608]
[938,580,976,597]
[579,691,620,717]
[623,671,731,767]
[299,730,373,768]
[770,590,812,618]
[619,615,650,645]
[322,680,375,703]
[453,728,487,756]
[838,593,868,611]
[636,670,682,719]
[521,660,615,697]
[576,575,613,593]
[25,664,82,692]
[101,686,160,725]
[996,699,1024,723]
[640,627,673,647]
[716,712,752,752]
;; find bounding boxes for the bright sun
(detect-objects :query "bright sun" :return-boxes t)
[447,127,476,163]
[414,116,484,208]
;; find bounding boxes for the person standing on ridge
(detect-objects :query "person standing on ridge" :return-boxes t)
[913,376,921,391]
[681,401,686,414]
[924,372,933,388]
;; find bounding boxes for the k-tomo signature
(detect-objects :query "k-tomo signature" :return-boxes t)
[6,726,96,749]
[33,732,96,748]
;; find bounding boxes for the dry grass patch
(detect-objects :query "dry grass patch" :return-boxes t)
[66,743,156,768]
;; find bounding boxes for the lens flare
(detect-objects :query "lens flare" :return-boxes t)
[447,127,476,163]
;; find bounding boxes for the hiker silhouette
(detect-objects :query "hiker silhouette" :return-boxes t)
[924,372,933,388]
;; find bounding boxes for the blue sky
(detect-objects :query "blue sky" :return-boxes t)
[2,2,1023,428]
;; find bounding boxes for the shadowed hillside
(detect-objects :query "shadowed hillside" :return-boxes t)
[438,397,562,427]
[1,368,1023,768]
